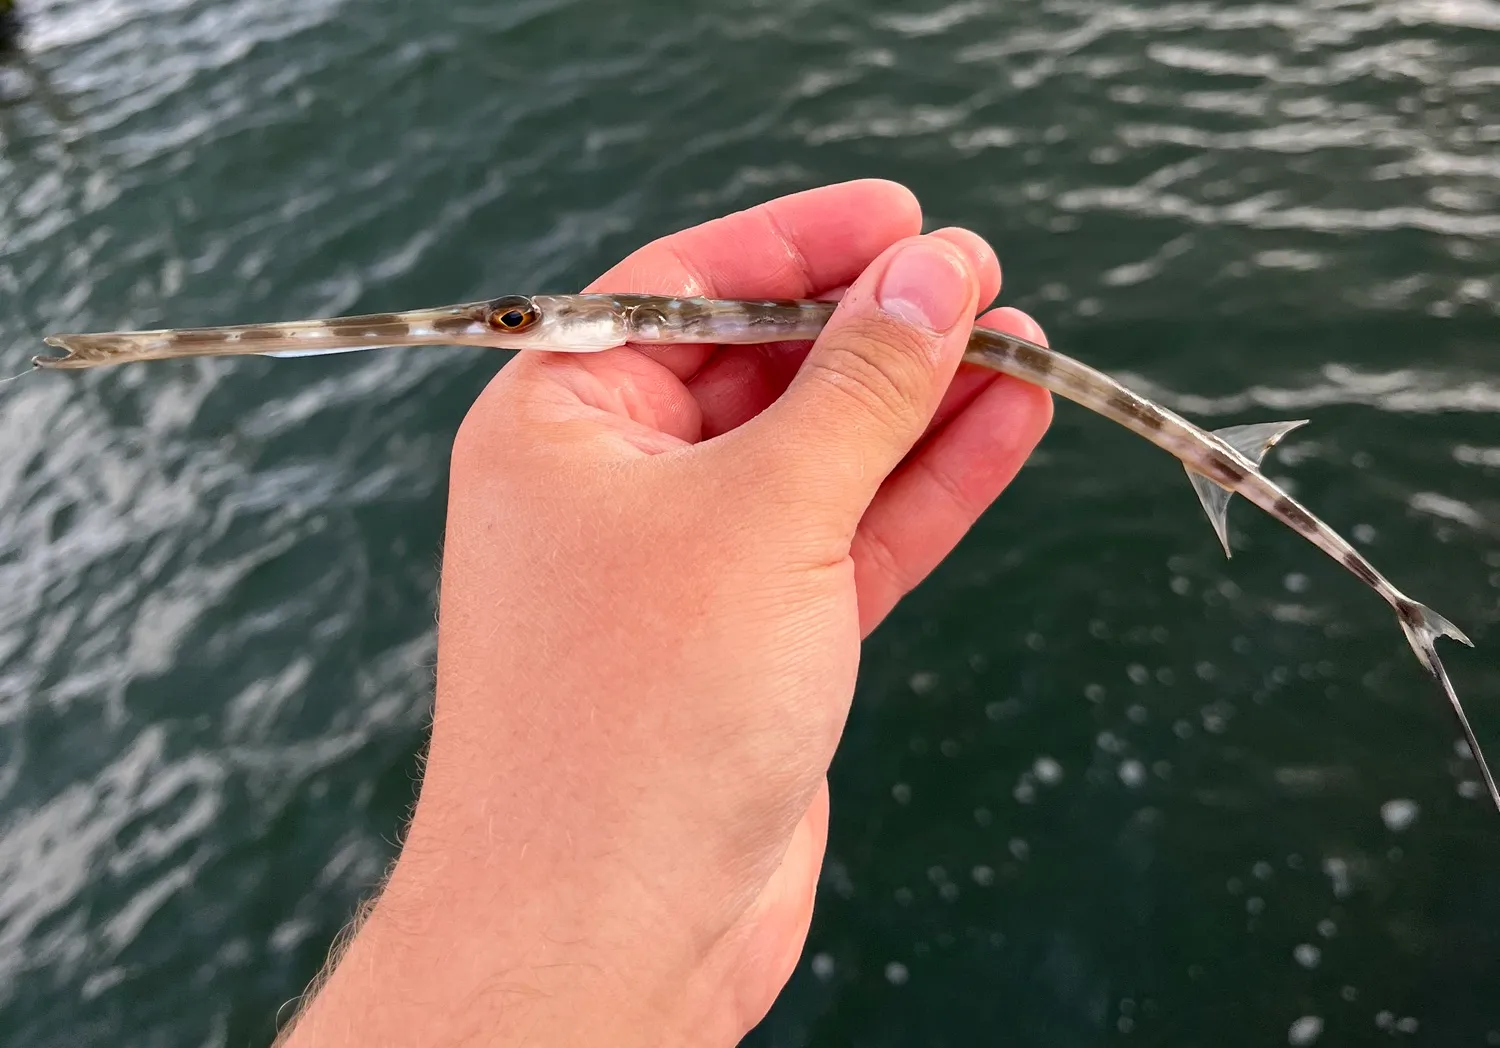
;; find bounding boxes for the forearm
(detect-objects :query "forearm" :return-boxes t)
[274,844,730,1048]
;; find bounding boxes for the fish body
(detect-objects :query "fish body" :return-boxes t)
[37,294,1495,808]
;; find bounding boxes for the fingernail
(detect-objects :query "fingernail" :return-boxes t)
[877,240,972,333]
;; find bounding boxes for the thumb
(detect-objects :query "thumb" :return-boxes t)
[733,234,983,535]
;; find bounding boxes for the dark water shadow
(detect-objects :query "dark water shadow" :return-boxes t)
[0,2,22,62]
[0,31,80,132]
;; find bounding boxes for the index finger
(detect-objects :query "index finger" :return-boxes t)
[583,180,924,379]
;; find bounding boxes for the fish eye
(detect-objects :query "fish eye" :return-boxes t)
[484,297,540,332]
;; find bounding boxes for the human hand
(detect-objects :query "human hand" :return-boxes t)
[279,180,1051,1047]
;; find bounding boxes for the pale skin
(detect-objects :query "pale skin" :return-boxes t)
[276,179,1052,1046]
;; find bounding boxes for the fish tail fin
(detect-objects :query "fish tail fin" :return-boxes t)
[1397,599,1473,653]
[1395,598,1498,810]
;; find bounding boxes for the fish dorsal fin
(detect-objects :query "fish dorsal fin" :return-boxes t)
[1185,420,1310,558]
[1212,420,1311,464]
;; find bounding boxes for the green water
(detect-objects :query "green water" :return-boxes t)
[2,1,1498,1044]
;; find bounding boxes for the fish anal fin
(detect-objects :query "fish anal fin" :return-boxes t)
[1212,420,1310,466]
[1183,420,1310,558]
[1185,469,1235,558]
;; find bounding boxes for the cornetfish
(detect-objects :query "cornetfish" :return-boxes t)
[34,293,1496,809]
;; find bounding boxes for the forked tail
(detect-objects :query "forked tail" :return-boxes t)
[1395,599,1499,810]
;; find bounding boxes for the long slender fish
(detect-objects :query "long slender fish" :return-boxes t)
[35,293,1496,809]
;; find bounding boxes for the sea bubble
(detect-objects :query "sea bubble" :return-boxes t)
[1288,1016,1324,1045]
[1380,799,1419,832]
[1293,944,1321,969]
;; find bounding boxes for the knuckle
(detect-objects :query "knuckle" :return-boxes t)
[910,452,980,520]
[805,320,935,432]
[854,522,920,599]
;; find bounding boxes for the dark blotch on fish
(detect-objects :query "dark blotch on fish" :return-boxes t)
[170,329,234,344]
[1344,553,1383,588]
[667,299,718,324]
[1132,404,1166,431]
[1204,453,1247,486]
[1275,496,1318,533]
[432,314,480,334]
[1009,342,1054,375]
[331,315,409,338]
[1105,389,1165,430]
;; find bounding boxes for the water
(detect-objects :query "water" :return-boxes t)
[2,0,1498,1044]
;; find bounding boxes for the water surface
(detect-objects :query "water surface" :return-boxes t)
[1,1,1498,1044]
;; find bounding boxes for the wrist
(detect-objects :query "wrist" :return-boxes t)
[279,813,746,1048]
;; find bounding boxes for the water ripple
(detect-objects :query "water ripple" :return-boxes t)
[3,0,1499,1043]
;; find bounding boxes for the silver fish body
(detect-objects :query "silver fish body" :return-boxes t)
[37,294,1495,809]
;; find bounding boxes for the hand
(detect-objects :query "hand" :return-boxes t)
[279,180,1052,1047]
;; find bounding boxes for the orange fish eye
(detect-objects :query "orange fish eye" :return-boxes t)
[484,297,539,332]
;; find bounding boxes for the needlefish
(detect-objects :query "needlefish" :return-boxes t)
[33,293,1496,809]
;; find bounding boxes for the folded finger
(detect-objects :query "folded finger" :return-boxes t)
[848,307,1054,636]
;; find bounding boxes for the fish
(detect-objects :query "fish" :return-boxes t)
[35,292,1495,809]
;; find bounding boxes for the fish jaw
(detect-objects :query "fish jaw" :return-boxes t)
[35,297,631,370]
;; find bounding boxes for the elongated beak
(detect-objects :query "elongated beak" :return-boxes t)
[36,301,495,370]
